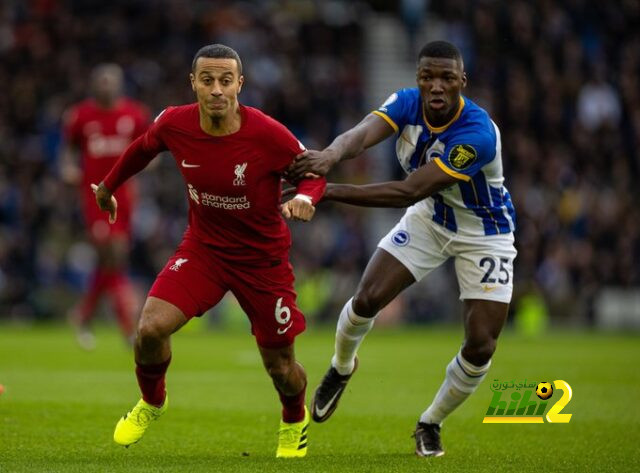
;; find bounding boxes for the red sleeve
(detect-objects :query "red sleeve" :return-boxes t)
[103,113,167,192]
[63,106,81,145]
[295,177,326,205]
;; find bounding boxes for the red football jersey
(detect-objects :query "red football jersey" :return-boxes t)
[64,97,150,186]
[104,104,325,262]
[64,98,150,230]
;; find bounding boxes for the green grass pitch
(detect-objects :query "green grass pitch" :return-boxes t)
[1,323,638,472]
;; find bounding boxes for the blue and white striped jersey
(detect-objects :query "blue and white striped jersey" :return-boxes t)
[374,88,516,237]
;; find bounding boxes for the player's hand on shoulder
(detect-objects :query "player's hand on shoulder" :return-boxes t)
[285,149,336,182]
[91,182,118,224]
[281,195,316,222]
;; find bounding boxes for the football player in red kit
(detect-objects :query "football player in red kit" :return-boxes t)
[61,63,149,349]
[93,44,325,458]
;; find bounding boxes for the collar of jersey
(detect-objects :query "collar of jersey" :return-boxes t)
[423,96,465,134]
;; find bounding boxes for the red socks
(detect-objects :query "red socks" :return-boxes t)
[135,357,171,407]
[278,384,306,423]
[77,269,135,338]
[136,357,304,419]
[77,269,108,323]
[110,272,135,337]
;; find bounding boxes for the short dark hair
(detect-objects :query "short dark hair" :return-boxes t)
[418,41,462,64]
[191,44,243,75]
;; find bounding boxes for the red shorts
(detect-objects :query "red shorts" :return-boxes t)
[148,238,305,348]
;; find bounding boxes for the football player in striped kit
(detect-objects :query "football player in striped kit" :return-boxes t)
[288,40,517,458]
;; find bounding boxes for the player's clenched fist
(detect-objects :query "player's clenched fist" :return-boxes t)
[281,196,316,222]
[91,182,118,224]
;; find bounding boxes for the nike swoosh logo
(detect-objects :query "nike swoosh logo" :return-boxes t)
[417,443,442,456]
[314,388,343,418]
[482,285,497,292]
[181,160,200,168]
[418,437,426,454]
[277,322,294,335]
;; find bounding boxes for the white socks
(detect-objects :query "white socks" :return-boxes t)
[331,298,375,376]
[420,351,491,425]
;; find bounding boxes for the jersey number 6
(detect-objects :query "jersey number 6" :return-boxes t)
[274,297,291,325]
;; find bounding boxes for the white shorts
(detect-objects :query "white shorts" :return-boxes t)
[378,206,517,303]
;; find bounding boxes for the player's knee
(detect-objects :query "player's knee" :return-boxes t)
[352,290,381,318]
[461,338,496,366]
[137,310,171,345]
[265,359,293,386]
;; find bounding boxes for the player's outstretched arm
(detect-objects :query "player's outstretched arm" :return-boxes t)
[60,107,83,185]
[286,114,395,181]
[101,134,160,198]
[91,182,118,224]
[59,143,82,185]
[323,160,460,208]
[90,133,160,225]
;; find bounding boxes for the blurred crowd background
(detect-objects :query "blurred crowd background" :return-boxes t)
[1,0,639,329]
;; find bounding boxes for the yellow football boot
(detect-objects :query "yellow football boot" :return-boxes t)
[113,396,168,446]
[276,406,310,458]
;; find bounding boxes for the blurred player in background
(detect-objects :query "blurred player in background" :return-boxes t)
[93,44,325,458]
[60,64,150,349]
[288,41,516,457]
